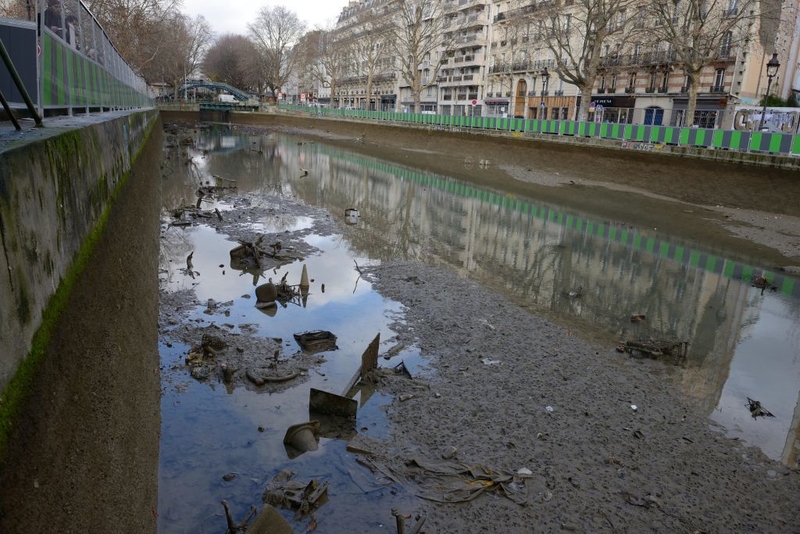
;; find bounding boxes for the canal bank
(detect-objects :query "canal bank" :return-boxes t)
[150,121,800,533]
[162,110,800,269]
[0,110,162,532]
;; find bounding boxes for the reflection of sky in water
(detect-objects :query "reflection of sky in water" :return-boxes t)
[159,215,421,532]
[712,294,800,461]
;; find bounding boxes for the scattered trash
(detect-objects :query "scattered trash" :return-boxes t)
[516,467,533,477]
[545,406,554,412]
[399,394,415,402]
[255,282,277,305]
[310,388,358,418]
[481,358,501,366]
[221,500,256,533]
[568,286,583,298]
[222,473,237,482]
[283,421,321,458]
[630,314,646,323]
[346,434,383,456]
[393,360,413,380]
[263,469,329,517]
[631,405,638,412]
[345,208,359,225]
[751,275,778,294]
[294,330,338,353]
[441,446,458,460]
[392,508,426,534]
[746,397,775,418]
[247,504,292,534]
[624,339,688,364]
[299,264,310,291]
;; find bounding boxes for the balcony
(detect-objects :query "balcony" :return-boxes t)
[710,86,726,93]
[680,86,688,93]
[645,86,655,93]
[625,87,636,94]
[596,88,606,94]
[540,90,549,96]
[554,90,564,96]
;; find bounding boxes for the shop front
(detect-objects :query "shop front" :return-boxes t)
[588,95,636,124]
[484,97,510,117]
[671,95,728,128]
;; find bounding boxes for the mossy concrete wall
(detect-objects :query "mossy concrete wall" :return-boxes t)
[0,110,158,392]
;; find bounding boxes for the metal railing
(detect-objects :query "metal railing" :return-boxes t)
[36,0,152,115]
[277,104,800,158]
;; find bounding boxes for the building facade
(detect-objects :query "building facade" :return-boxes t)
[322,0,799,127]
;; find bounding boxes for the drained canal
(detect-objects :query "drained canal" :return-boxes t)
[157,124,800,532]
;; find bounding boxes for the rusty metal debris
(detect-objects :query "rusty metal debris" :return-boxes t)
[746,397,775,418]
[624,338,688,364]
[294,330,338,353]
[263,469,329,517]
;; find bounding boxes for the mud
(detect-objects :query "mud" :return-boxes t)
[158,113,800,532]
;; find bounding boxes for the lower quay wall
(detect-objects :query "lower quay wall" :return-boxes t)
[161,108,800,171]
[0,110,162,530]
[0,110,157,390]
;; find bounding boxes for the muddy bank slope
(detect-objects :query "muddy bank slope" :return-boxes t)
[0,126,163,532]
[361,261,800,533]
[219,111,800,267]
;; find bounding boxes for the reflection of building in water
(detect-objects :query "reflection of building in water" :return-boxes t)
[190,130,800,464]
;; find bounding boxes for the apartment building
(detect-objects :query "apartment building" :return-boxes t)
[327,0,799,127]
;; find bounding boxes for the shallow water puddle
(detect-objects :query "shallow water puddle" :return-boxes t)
[158,219,424,531]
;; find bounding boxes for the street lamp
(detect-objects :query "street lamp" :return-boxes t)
[758,53,780,131]
[541,67,550,95]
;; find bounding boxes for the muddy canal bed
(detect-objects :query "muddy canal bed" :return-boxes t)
[157,123,800,533]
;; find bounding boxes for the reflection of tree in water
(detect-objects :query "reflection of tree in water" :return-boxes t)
[159,227,196,289]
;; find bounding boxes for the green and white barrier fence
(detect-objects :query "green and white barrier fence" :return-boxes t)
[38,0,151,113]
[279,104,800,157]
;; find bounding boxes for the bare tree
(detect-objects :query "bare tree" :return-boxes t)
[140,13,212,92]
[84,0,182,74]
[203,34,260,92]
[295,27,353,108]
[538,0,633,121]
[649,0,763,124]
[350,10,392,111]
[248,5,306,98]
[390,0,458,113]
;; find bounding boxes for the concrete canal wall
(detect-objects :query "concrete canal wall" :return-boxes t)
[0,110,162,531]
[0,110,157,392]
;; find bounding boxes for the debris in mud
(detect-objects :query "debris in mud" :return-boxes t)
[309,388,358,418]
[624,339,688,364]
[630,314,646,323]
[263,469,329,517]
[221,500,256,533]
[751,275,778,294]
[355,455,535,506]
[746,397,775,418]
[392,508,426,534]
[283,420,321,458]
[294,330,338,353]
[345,208,360,225]
[230,235,272,269]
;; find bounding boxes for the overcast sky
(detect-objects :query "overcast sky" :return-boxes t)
[182,0,347,37]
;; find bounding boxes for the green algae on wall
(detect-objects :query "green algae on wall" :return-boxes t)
[0,110,159,457]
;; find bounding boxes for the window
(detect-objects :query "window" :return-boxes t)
[599,75,606,90]
[720,32,732,58]
[628,72,636,89]
[610,73,617,91]
[660,72,669,92]
[648,71,657,90]
[713,68,725,91]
